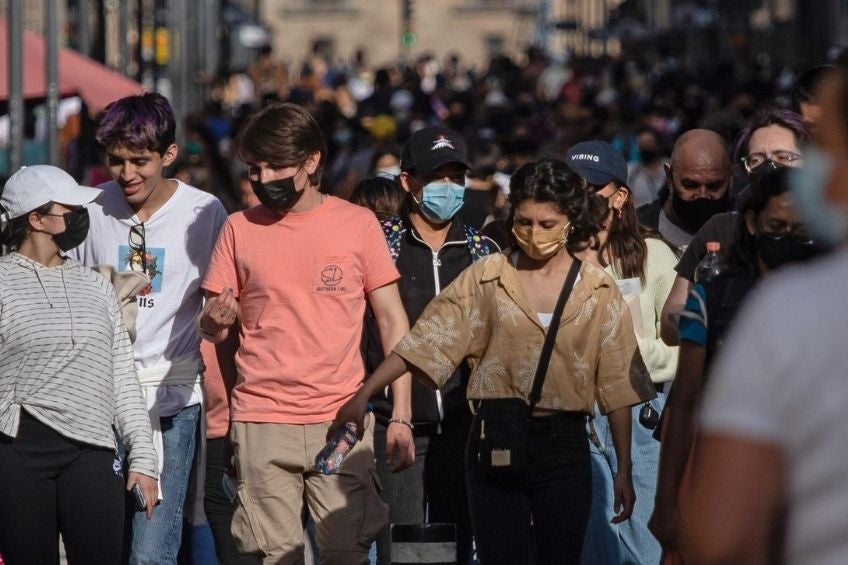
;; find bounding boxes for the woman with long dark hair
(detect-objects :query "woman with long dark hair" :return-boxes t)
[331,157,655,564]
[565,142,679,565]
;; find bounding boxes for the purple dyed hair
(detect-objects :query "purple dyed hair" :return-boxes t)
[96,91,177,154]
[733,108,811,162]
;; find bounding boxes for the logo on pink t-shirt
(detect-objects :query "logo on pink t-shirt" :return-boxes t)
[316,262,346,292]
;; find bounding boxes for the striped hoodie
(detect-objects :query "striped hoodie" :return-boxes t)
[0,252,157,478]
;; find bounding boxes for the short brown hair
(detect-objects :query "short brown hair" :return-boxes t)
[234,103,327,186]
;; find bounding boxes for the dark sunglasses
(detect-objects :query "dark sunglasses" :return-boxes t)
[128,223,147,271]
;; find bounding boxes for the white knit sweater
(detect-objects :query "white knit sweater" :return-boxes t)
[607,237,680,384]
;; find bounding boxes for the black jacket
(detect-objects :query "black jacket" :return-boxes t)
[364,215,496,432]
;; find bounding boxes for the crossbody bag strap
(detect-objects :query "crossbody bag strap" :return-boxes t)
[527,258,582,409]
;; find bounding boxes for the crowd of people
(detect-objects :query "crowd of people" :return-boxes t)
[0,42,847,565]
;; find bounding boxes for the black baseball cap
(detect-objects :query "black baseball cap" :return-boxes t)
[566,141,629,187]
[400,126,470,176]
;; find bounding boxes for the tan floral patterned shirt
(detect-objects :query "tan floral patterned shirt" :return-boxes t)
[394,253,655,415]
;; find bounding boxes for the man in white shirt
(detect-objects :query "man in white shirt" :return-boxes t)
[72,92,227,565]
[680,58,848,565]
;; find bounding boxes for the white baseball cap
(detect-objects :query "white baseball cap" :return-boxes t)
[1,165,102,222]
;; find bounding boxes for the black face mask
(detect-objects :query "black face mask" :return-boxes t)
[748,159,782,180]
[53,208,90,252]
[755,233,817,270]
[671,190,730,233]
[250,173,303,212]
[639,148,660,164]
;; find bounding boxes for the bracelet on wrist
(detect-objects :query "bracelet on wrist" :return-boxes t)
[388,418,415,432]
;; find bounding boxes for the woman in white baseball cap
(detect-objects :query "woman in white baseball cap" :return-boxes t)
[0,165,159,565]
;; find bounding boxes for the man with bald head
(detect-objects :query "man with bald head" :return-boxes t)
[637,129,732,248]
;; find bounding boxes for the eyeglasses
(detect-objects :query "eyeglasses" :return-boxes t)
[741,150,803,173]
[128,223,147,272]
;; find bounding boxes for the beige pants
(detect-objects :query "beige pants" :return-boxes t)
[230,418,388,565]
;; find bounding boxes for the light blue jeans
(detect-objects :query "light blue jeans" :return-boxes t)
[129,403,201,565]
[581,393,665,565]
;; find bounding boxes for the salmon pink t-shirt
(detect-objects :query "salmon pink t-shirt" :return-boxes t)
[202,338,233,439]
[202,197,399,424]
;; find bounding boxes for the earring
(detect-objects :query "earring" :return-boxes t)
[616,208,623,219]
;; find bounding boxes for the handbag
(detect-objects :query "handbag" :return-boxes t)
[475,258,582,480]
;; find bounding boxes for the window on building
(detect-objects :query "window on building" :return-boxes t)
[485,34,505,58]
[312,38,335,60]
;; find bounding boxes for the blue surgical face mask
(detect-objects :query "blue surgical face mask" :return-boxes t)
[416,181,465,223]
[789,146,848,246]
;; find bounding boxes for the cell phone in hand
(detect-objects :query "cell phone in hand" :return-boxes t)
[132,483,147,512]
[639,402,660,430]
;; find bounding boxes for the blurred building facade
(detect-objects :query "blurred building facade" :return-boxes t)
[261,0,636,71]
[4,0,848,88]
[260,0,848,72]
[263,0,536,71]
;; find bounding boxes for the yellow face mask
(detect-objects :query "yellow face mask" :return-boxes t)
[511,223,570,260]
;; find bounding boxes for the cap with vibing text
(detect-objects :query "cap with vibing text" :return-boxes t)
[566,141,629,188]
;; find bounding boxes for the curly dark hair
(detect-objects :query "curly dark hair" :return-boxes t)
[727,167,792,275]
[508,158,607,254]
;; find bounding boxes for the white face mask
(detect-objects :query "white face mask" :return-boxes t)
[376,165,401,179]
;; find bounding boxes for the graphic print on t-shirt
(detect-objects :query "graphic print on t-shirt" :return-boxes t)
[313,256,349,294]
[118,244,166,301]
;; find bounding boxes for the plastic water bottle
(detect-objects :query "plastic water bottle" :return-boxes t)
[694,241,724,283]
[314,422,359,475]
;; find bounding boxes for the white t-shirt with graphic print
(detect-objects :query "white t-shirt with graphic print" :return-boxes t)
[72,179,228,416]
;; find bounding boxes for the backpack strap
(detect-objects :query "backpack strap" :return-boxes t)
[463,225,492,263]
[382,216,405,263]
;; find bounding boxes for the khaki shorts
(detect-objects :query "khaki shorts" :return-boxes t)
[230,417,388,565]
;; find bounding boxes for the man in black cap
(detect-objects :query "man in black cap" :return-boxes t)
[365,126,499,564]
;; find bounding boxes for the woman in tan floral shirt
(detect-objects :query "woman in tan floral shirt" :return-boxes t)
[333,158,655,564]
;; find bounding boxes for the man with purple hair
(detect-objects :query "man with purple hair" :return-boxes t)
[71,91,228,564]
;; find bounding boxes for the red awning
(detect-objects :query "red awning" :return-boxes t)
[0,18,144,111]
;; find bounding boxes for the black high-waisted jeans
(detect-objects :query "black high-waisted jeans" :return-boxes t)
[466,411,592,565]
[0,410,125,565]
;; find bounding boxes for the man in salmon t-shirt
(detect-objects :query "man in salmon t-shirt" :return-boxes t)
[198,102,414,564]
